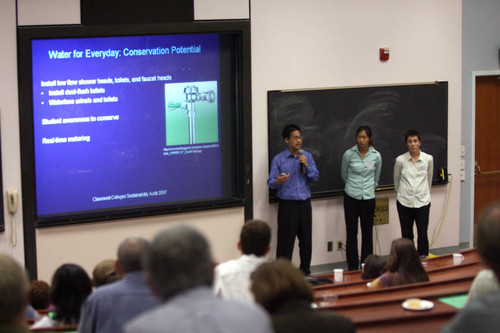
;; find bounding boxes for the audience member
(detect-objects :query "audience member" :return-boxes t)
[32,264,92,329]
[361,254,387,280]
[466,269,499,305]
[213,219,271,303]
[91,259,122,288]
[28,280,50,310]
[251,259,355,333]
[368,238,429,289]
[79,237,160,333]
[125,226,273,333]
[0,254,31,333]
[443,202,500,332]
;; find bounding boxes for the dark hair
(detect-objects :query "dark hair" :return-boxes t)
[28,280,51,310]
[385,238,429,286]
[146,226,213,301]
[240,220,271,257]
[282,124,301,140]
[92,259,121,287]
[356,125,373,145]
[404,129,421,143]
[251,259,313,313]
[117,237,150,273]
[476,202,500,275]
[50,264,92,324]
[361,254,387,280]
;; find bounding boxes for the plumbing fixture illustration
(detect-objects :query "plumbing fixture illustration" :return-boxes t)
[168,85,216,144]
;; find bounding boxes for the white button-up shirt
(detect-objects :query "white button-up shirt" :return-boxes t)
[213,254,267,303]
[394,151,433,208]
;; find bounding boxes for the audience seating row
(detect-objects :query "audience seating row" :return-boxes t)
[312,248,482,332]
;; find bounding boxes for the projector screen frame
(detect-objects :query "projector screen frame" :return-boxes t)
[17,20,253,232]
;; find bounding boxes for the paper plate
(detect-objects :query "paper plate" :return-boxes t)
[402,299,434,311]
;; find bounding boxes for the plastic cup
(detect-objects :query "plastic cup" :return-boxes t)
[453,253,464,265]
[333,268,343,282]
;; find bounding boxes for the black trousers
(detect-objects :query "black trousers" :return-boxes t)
[397,201,430,256]
[277,199,312,275]
[343,194,375,271]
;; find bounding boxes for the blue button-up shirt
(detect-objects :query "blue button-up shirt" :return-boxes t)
[267,149,319,201]
[341,145,382,200]
[78,271,160,333]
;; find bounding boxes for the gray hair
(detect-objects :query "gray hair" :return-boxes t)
[0,254,29,324]
[146,226,213,300]
[117,237,150,273]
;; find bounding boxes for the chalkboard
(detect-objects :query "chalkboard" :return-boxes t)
[267,82,448,200]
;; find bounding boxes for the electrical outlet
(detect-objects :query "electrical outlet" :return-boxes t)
[337,240,343,250]
[327,241,333,252]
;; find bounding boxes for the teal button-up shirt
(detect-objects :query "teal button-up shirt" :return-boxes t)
[341,145,382,200]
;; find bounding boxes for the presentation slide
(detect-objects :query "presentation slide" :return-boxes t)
[31,33,223,217]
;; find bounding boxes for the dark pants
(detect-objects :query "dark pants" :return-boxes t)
[344,194,375,271]
[397,201,430,256]
[277,199,312,275]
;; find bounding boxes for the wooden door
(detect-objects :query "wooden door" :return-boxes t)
[474,76,500,228]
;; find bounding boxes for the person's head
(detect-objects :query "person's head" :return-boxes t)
[92,259,121,288]
[356,125,373,149]
[361,254,387,280]
[476,202,500,279]
[404,129,421,155]
[146,226,213,301]
[239,220,271,257]
[282,124,302,154]
[251,259,313,313]
[386,238,429,285]
[28,280,50,310]
[0,255,29,325]
[50,264,92,324]
[117,236,151,274]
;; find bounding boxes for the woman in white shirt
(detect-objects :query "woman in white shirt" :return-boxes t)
[393,129,433,257]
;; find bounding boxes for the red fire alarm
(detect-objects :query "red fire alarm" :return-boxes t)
[379,47,389,61]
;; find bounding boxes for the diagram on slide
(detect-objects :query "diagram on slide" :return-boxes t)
[165,81,218,146]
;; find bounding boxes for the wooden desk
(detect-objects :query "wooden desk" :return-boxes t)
[339,298,459,333]
[312,248,479,285]
[316,277,473,308]
[310,249,480,332]
[312,249,482,294]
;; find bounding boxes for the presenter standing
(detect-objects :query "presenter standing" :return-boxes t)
[394,130,433,257]
[267,124,319,275]
[341,126,381,271]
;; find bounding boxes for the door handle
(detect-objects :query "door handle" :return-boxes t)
[475,160,500,175]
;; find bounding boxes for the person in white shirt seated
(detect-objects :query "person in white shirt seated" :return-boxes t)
[213,219,271,303]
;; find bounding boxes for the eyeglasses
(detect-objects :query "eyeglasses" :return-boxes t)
[291,135,303,140]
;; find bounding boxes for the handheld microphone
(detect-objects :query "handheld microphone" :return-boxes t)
[298,149,305,174]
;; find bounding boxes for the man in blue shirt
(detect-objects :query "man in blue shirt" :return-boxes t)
[267,124,319,275]
[78,237,160,333]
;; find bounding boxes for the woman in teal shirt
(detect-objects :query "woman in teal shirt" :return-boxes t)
[341,126,382,271]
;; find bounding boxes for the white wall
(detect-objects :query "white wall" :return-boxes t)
[1,0,464,280]
[251,0,462,267]
[460,0,500,244]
